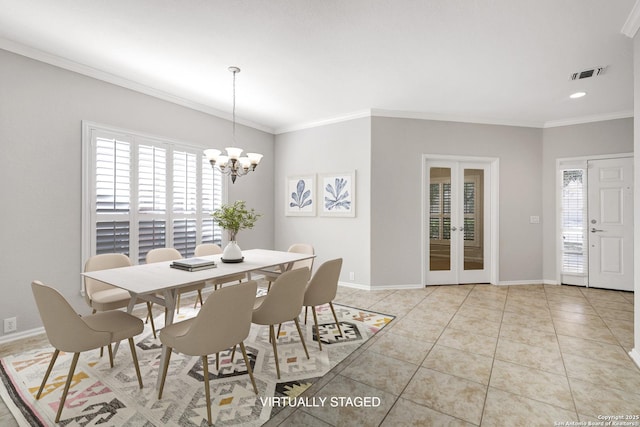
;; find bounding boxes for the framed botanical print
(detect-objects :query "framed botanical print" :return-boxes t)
[319,171,356,217]
[285,175,315,216]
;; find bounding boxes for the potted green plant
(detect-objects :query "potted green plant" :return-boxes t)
[211,200,261,261]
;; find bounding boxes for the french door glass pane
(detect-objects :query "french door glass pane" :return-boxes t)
[430,167,451,271]
[463,169,483,271]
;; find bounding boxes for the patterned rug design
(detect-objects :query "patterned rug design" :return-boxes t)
[0,303,393,426]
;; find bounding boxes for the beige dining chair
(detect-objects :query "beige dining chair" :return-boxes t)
[84,253,157,338]
[157,280,259,426]
[252,267,310,379]
[146,247,205,313]
[303,258,343,350]
[32,280,144,423]
[261,243,314,291]
[194,243,246,290]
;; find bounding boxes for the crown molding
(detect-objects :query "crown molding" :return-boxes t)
[370,109,544,128]
[274,110,372,134]
[0,38,274,134]
[543,110,634,128]
[622,0,640,38]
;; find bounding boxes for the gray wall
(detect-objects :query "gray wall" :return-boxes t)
[541,118,634,283]
[0,49,275,338]
[274,118,371,285]
[634,32,640,365]
[371,117,544,286]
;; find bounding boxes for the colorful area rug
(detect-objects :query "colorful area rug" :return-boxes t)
[0,303,393,426]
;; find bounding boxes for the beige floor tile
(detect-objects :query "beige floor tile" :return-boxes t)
[340,350,419,395]
[550,309,606,327]
[495,338,565,375]
[422,344,494,385]
[506,294,550,309]
[504,300,551,318]
[403,367,487,425]
[596,307,634,322]
[368,330,434,365]
[499,323,560,351]
[437,328,498,358]
[501,310,556,334]
[580,288,629,303]
[459,296,505,312]
[553,319,619,344]
[481,387,577,426]
[557,334,634,368]
[301,374,397,427]
[563,353,640,394]
[570,377,640,417]
[448,313,502,338]
[390,318,448,342]
[403,307,455,326]
[548,301,599,317]
[279,409,333,427]
[489,360,574,410]
[381,397,475,427]
[455,304,503,323]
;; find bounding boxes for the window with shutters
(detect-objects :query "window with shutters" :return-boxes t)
[560,168,587,278]
[82,122,223,265]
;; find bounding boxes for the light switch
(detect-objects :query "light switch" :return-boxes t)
[530,216,540,224]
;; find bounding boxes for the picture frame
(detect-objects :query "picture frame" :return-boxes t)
[319,171,356,217]
[285,175,316,216]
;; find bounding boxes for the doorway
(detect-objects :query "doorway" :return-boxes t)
[558,154,633,291]
[424,156,497,285]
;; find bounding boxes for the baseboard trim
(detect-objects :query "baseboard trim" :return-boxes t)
[338,282,424,291]
[497,280,546,286]
[630,348,640,369]
[0,326,45,345]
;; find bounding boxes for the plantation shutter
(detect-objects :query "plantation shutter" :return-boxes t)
[83,122,224,267]
[95,137,131,255]
[560,168,587,279]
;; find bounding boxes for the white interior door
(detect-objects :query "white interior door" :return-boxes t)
[426,160,491,285]
[587,157,634,291]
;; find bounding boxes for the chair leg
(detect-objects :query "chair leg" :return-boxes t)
[147,302,157,339]
[269,325,281,379]
[202,355,212,425]
[329,302,342,336]
[294,317,310,359]
[267,281,272,292]
[107,344,114,368]
[311,306,322,351]
[100,347,104,357]
[240,342,258,394]
[230,344,237,362]
[304,306,308,324]
[276,323,282,339]
[55,352,80,423]
[158,347,173,399]
[128,338,143,389]
[36,349,59,399]
[216,352,219,371]
[197,290,204,306]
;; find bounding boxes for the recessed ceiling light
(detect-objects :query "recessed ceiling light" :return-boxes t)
[570,91,587,99]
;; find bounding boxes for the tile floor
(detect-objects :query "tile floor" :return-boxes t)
[1,283,637,426]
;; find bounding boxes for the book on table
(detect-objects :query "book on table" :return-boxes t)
[170,257,217,272]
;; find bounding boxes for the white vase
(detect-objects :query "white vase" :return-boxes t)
[222,241,243,260]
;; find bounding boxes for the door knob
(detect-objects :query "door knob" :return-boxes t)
[590,228,605,233]
[451,226,457,231]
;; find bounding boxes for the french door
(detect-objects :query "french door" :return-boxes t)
[425,159,491,285]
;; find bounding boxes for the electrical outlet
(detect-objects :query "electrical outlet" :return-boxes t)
[4,317,17,333]
[349,272,355,281]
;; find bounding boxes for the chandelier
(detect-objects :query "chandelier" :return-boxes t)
[204,66,263,183]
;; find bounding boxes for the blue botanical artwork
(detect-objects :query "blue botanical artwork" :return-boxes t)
[286,176,315,216]
[321,172,355,217]
[324,178,351,210]
[290,179,312,209]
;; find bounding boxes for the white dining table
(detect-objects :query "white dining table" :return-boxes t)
[81,248,315,388]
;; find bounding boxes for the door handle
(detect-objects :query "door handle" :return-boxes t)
[451,226,457,231]
[591,228,605,233]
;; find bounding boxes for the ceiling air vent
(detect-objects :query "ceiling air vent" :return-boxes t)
[570,66,607,80]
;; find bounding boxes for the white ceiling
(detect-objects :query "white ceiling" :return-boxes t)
[0,0,636,133]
